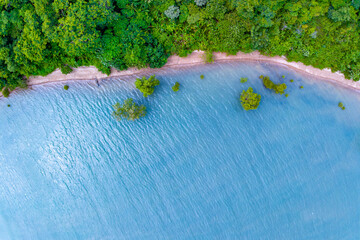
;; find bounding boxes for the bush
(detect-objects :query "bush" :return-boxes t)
[240,87,261,111]
[172,82,180,92]
[112,98,146,121]
[203,51,214,63]
[135,75,160,97]
[164,5,180,20]
[7,104,10,107]
[200,74,204,79]
[60,65,73,74]
[285,94,289,97]
[338,102,345,110]
[195,0,207,6]
[262,76,287,94]
[300,86,304,89]
[64,85,69,90]
[290,79,294,82]
[2,87,10,98]
[240,77,248,83]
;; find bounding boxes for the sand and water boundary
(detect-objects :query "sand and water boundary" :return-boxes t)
[2,51,360,97]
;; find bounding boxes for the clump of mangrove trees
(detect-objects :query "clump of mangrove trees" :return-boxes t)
[112,98,146,121]
[240,87,261,111]
[261,75,287,95]
[135,75,160,97]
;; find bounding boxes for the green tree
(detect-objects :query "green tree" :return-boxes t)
[262,76,287,94]
[172,82,180,92]
[240,87,261,110]
[112,98,146,121]
[135,75,160,97]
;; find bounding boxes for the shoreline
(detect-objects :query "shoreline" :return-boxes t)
[3,51,360,97]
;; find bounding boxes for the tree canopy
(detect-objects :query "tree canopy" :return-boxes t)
[2,0,360,93]
[135,75,160,97]
[240,87,261,111]
[112,98,146,121]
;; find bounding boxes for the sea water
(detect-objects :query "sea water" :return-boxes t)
[0,62,359,239]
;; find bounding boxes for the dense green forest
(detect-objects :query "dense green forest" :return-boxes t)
[1,0,360,93]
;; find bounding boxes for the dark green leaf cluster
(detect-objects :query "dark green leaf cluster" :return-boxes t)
[261,76,287,95]
[135,75,160,97]
[2,87,10,98]
[338,102,346,110]
[240,77,248,83]
[240,87,261,111]
[172,82,180,92]
[112,98,146,121]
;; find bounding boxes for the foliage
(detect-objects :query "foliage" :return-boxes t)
[240,77,248,83]
[204,51,214,63]
[262,76,287,94]
[240,87,261,111]
[195,0,207,7]
[290,79,294,82]
[135,75,160,97]
[61,65,73,75]
[200,75,204,79]
[64,85,69,90]
[300,86,304,89]
[172,82,180,92]
[285,94,289,97]
[112,98,146,121]
[2,87,10,97]
[164,5,180,20]
[338,102,345,110]
[3,0,360,97]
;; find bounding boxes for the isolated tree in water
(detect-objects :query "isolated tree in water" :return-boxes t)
[240,87,261,111]
[112,98,146,121]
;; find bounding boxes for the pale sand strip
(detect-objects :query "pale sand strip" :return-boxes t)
[1,51,359,98]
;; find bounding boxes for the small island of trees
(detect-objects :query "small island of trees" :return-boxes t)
[240,87,261,111]
[135,75,160,97]
[112,98,146,121]
[261,75,287,95]
[172,82,180,92]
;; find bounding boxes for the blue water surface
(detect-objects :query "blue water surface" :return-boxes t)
[0,62,360,240]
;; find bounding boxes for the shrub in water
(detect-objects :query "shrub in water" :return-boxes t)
[240,87,261,111]
[200,74,204,79]
[172,82,180,92]
[64,85,69,90]
[135,75,160,97]
[112,98,146,121]
[240,77,248,83]
[262,76,287,94]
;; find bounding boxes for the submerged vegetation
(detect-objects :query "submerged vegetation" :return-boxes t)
[240,77,248,83]
[64,85,69,90]
[338,102,346,110]
[2,0,360,95]
[135,75,160,97]
[172,82,180,92]
[112,98,146,121]
[240,87,261,111]
[261,75,287,95]
[200,75,205,79]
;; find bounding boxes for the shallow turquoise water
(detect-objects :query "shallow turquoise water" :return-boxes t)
[0,62,360,239]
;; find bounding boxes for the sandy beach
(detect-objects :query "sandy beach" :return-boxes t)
[2,51,360,98]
